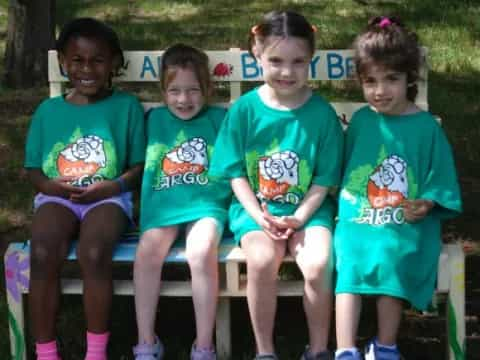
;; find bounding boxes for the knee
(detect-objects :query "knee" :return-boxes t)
[300,255,332,284]
[30,239,65,275]
[135,238,169,269]
[186,239,217,271]
[76,244,112,271]
[246,252,280,281]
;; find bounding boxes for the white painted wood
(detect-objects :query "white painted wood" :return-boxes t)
[47,49,427,108]
[49,82,63,98]
[0,47,452,360]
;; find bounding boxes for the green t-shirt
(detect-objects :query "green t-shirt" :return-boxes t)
[24,90,146,187]
[140,106,230,233]
[334,106,462,310]
[209,88,344,241]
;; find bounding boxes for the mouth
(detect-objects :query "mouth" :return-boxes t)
[79,79,96,86]
[175,105,195,113]
[374,98,391,106]
[276,79,295,87]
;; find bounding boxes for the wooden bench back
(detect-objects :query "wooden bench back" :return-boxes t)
[48,48,428,122]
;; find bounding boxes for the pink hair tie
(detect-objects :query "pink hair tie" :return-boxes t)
[379,17,392,28]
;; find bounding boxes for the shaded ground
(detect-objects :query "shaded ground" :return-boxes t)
[0,91,479,359]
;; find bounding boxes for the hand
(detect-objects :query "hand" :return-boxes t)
[403,199,434,223]
[70,180,120,204]
[259,202,299,240]
[43,176,85,199]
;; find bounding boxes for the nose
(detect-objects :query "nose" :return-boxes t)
[82,61,93,73]
[178,90,189,102]
[375,81,386,95]
[280,65,292,77]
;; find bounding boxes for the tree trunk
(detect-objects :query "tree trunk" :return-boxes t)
[3,0,56,88]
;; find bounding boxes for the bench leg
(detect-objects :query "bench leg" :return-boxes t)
[446,243,466,360]
[215,297,231,360]
[5,245,29,360]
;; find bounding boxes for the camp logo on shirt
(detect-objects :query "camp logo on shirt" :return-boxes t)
[358,154,408,225]
[155,137,209,190]
[257,150,301,205]
[56,135,107,186]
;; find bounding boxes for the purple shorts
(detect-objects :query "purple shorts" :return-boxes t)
[34,192,134,222]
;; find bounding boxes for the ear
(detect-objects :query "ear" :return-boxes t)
[112,54,122,76]
[251,39,263,60]
[206,83,214,99]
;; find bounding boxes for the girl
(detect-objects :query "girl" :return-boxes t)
[133,44,230,360]
[333,17,462,360]
[210,11,343,360]
[24,18,145,360]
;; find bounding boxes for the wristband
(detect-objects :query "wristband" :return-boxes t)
[114,177,127,193]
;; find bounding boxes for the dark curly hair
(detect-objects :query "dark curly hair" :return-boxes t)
[56,18,124,76]
[353,16,422,101]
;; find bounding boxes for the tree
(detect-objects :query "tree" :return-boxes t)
[3,0,56,88]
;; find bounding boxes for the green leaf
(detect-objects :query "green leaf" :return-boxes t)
[407,167,418,199]
[344,164,373,196]
[245,150,260,190]
[8,309,25,360]
[145,143,170,172]
[298,160,311,193]
[42,141,65,177]
[265,138,280,155]
[100,141,118,178]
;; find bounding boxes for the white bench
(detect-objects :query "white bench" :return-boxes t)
[4,49,465,360]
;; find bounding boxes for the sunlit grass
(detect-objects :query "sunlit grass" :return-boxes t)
[1,0,480,358]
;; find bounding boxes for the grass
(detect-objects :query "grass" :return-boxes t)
[0,0,479,359]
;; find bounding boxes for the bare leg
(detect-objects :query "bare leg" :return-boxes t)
[289,226,332,353]
[185,218,222,349]
[241,231,286,354]
[335,294,362,349]
[134,226,178,344]
[29,203,78,342]
[376,296,403,345]
[77,204,127,333]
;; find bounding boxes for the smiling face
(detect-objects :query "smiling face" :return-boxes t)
[360,63,411,115]
[164,66,205,121]
[60,36,117,104]
[255,36,312,103]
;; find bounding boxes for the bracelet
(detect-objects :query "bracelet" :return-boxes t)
[114,177,127,193]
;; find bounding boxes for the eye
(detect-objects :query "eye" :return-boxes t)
[386,74,401,82]
[362,77,376,85]
[268,57,282,65]
[167,88,180,95]
[293,58,307,65]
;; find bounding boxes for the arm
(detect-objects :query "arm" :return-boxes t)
[293,184,329,225]
[27,168,83,198]
[403,199,435,223]
[263,184,329,235]
[70,163,144,203]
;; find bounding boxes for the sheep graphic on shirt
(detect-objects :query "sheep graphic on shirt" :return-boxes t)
[162,137,208,176]
[258,150,299,200]
[367,154,408,208]
[57,135,106,177]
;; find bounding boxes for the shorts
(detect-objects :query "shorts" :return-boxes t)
[229,196,336,244]
[34,192,134,222]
